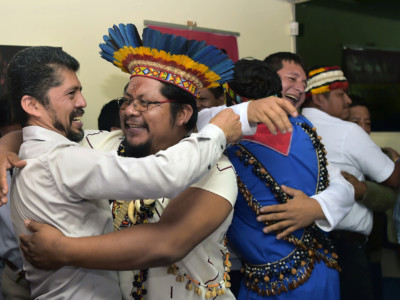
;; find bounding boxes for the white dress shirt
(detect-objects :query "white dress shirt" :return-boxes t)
[302,107,395,235]
[11,123,227,300]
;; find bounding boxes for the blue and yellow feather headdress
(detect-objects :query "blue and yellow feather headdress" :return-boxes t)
[99,23,234,96]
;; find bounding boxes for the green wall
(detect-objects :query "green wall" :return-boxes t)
[296,2,400,67]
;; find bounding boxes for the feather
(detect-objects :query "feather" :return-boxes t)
[108,25,125,49]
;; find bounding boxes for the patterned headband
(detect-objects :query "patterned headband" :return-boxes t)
[306,66,349,98]
[223,83,251,105]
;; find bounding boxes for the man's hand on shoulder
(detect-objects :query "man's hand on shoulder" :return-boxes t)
[209,108,242,144]
[247,96,298,135]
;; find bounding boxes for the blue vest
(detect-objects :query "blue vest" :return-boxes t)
[227,116,340,300]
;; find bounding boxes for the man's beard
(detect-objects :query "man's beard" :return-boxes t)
[52,108,85,143]
[123,140,152,158]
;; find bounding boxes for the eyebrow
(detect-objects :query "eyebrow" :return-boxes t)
[65,85,82,93]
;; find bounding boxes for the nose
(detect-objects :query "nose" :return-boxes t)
[294,80,305,94]
[196,100,204,111]
[76,92,87,108]
[124,100,141,115]
[344,93,352,105]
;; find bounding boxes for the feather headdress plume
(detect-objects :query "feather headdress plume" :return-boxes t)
[100,23,234,96]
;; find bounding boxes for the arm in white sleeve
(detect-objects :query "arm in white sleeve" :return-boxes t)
[333,202,373,236]
[312,164,355,231]
[197,102,256,135]
[53,123,226,200]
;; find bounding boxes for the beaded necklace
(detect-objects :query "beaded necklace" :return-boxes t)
[166,246,232,298]
[114,139,156,300]
[231,122,340,296]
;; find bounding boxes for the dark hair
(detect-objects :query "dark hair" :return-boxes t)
[123,82,129,93]
[264,52,306,74]
[98,99,121,131]
[7,46,80,126]
[349,94,368,108]
[160,82,197,131]
[0,93,12,128]
[228,58,282,102]
[207,86,224,99]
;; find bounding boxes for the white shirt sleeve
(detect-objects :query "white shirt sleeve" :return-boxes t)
[49,123,227,200]
[344,125,394,183]
[333,202,373,236]
[312,164,355,231]
[197,102,256,135]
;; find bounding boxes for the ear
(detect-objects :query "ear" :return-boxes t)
[311,94,326,108]
[21,95,42,118]
[175,104,193,126]
[217,95,225,106]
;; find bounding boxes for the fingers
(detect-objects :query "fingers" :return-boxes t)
[277,98,298,118]
[24,219,39,233]
[259,203,286,214]
[248,97,295,135]
[268,100,295,134]
[262,220,297,238]
[19,234,34,264]
[257,211,286,223]
[276,226,298,239]
[259,116,278,135]
[210,109,242,144]
[280,184,299,197]
[13,159,27,169]
[260,104,292,135]
[19,234,31,249]
[0,167,9,204]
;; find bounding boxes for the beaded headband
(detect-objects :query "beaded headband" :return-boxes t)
[305,66,349,98]
[99,23,234,97]
[223,82,251,105]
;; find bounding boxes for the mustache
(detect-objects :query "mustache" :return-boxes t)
[123,117,149,130]
[70,108,85,119]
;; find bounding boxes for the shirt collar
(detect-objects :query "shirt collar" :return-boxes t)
[22,126,77,145]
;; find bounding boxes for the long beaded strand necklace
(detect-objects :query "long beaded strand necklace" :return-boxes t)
[114,139,156,300]
[232,122,340,296]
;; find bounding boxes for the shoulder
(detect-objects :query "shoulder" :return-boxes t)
[81,130,124,151]
[191,154,237,206]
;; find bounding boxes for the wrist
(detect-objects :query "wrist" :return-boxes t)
[56,236,73,266]
[355,181,368,201]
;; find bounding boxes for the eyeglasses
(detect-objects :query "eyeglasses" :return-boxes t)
[116,97,176,112]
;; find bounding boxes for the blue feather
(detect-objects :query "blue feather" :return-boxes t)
[99,43,116,56]
[187,40,207,57]
[108,26,124,49]
[99,50,115,63]
[125,23,141,47]
[118,24,130,45]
